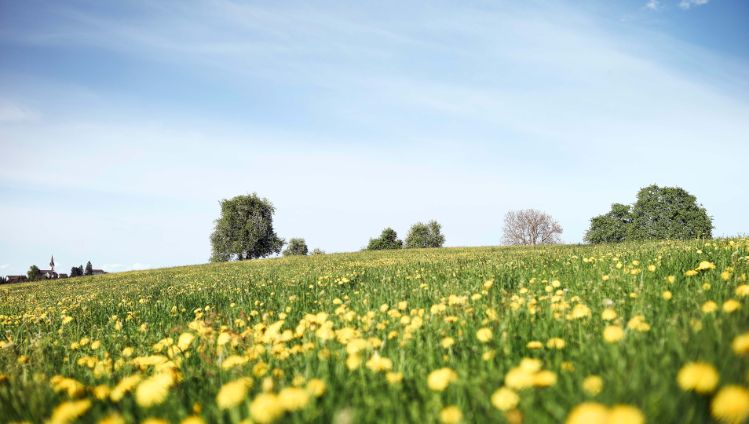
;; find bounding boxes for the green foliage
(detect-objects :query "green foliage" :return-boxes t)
[210,193,284,261]
[283,238,309,256]
[584,203,633,244]
[70,265,84,277]
[367,227,403,250]
[27,265,41,281]
[586,185,712,243]
[85,261,93,276]
[311,248,325,255]
[404,220,445,248]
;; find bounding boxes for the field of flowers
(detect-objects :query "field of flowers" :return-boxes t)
[1,238,749,424]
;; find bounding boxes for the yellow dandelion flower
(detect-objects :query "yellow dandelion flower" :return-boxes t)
[249,393,284,424]
[216,378,252,410]
[135,373,175,407]
[662,291,672,301]
[732,332,749,356]
[180,416,205,424]
[505,368,534,390]
[601,308,617,321]
[221,355,249,370]
[533,370,557,388]
[142,419,168,424]
[216,333,231,346]
[476,328,493,343]
[177,332,195,351]
[685,270,698,277]
[702,301,718,313]
[98,413,125,424]
[711,385,749,424]
[441,337,455,348]
[547,338,565,349]
[386,372,403,384]
[565,402,609,424]
[526,341,543,350]
[697,261,716,271]
[569,304,592,319]
[346,354,362,370]
[677,362,719,394]
[48,399,92,424]
[93,385,111,400]
[582,376,603,396]
[736,285,749,297]
[278,387,310,411]
[608,404,645,424]
[482,349,496,361]
[626,315,650,332]
[491,387,519,411]
[365,353,393,373]
[427,368,458,392]
[722,300,741,313]
[603,325,625,343]
[439,406,462,424]
[111,374,142,402]
[306,378,326,397]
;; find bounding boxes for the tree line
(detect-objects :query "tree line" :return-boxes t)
[208,185,713,261]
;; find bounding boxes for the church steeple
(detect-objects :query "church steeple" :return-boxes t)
[50,255,55,273]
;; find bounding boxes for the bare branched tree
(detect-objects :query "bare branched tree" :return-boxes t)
[502,209,563,246]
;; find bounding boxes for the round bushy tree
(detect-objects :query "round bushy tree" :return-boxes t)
[367,228,403,250]
[585,185,712,243]
[405,220,445,249]
[210,193,284,261]
[27,265,41,281]
[584,203,632,244]
[283,238,309,256]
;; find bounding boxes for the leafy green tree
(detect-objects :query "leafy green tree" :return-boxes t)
[70,265,84,277]
[283,238,309,256]
[629,185,712,240]
[405,220,445,249]
[367,227,403,250]
[585,185,712,243]
[0,276,6,284]
[210,193,284,261]
[85,261,93,276]
[584,203,633,244]
[27,265,41,281]
[311,248,325,255]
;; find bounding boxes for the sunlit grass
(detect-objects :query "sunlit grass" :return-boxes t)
[1,239,748,423]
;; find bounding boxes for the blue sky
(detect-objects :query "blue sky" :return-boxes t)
[1,0,748,276]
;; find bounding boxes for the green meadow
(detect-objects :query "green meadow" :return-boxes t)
[1,239,748,424]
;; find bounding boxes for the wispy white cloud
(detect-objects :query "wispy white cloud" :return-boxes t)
[0,100,39,122]
[129,263,150,271]
[679,0,710,9]
[0,264,9,270]
[645,0,660,11]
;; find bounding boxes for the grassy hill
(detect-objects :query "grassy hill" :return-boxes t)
[1,239,748,423]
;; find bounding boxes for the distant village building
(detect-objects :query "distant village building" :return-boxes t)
[2,255,107,284]
[6,275,28,283]
[38,256,58,279]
